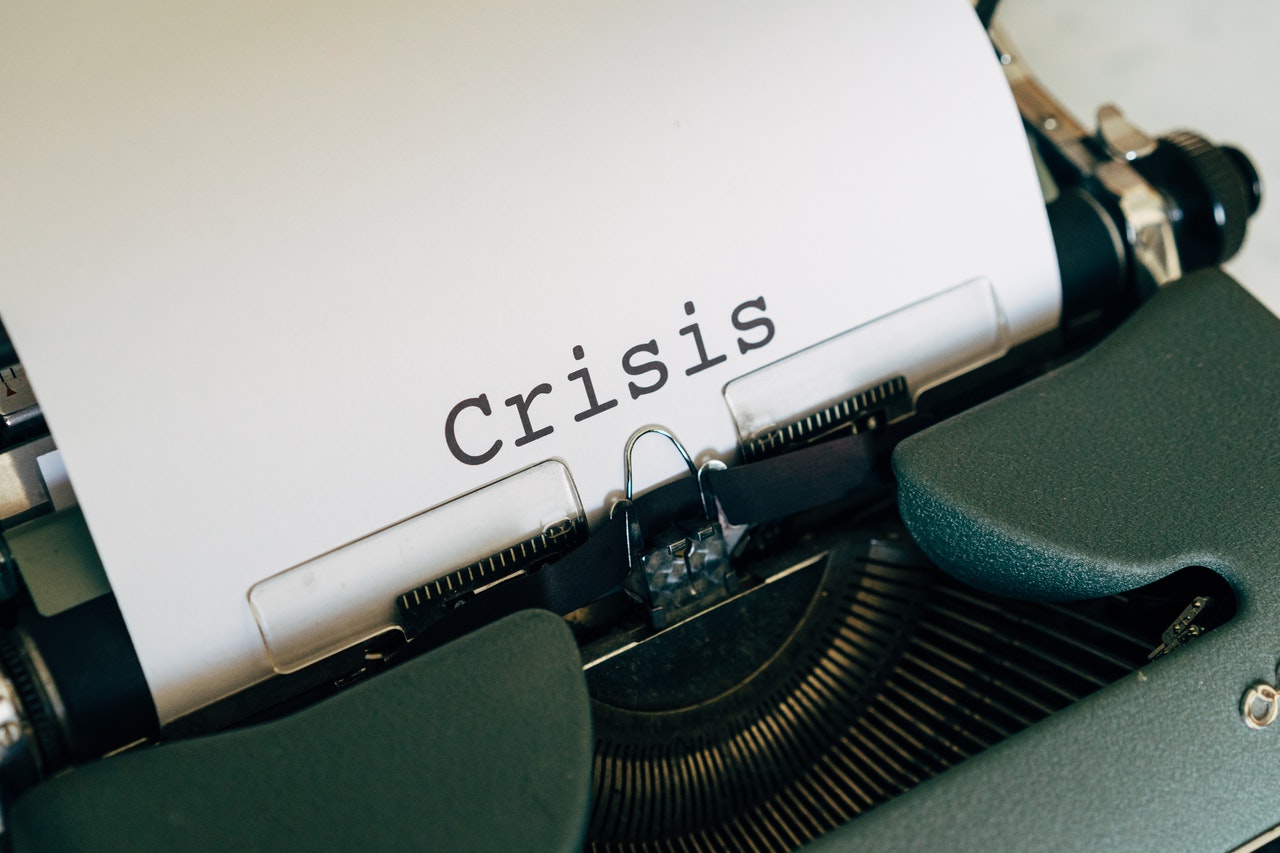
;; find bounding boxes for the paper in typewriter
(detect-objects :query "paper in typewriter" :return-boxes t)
[0,0,1060,721]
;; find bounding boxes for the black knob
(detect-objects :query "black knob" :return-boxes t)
[1132,131,1261,269]
[1222,144,1263,216]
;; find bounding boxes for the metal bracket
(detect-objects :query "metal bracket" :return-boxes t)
[613,426,741,630]
[992,26,1182,288]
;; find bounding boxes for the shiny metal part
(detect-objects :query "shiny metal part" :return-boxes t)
[993,27,1182,287]
[697,459,749,556]
[618,425,701,574]
[1148,595,1212,658]
[0,626,72,789]
[17,628,68,761]
[1097,104,1158,162]
[637,524,734,630]
[622,425,697,504]
[0,365,38,418]
[0,435,56,523]
[3,405,42,432]
[0,673,25,749]
[1241,681,1279,730]
[618,426,739,629]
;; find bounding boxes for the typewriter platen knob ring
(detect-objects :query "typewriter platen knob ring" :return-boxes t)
[1134,130,1260,269]
[0,630,67,790]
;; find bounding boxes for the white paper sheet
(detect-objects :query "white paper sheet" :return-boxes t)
[0,0,1059,722]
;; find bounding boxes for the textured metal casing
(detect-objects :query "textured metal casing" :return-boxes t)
[813,268,1280,849]
[7,609,592,853]
[895,267,1279,602]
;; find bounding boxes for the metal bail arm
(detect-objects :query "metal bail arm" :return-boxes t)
[614,426,739,630]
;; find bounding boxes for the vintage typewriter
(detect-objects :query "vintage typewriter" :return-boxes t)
[0,1,1276,850]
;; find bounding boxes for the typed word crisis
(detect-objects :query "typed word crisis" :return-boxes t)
[444,296,776,466]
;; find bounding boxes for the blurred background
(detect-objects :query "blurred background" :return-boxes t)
[999,0,1280,316]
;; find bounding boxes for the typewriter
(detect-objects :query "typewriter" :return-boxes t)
[0,2,1276,851]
